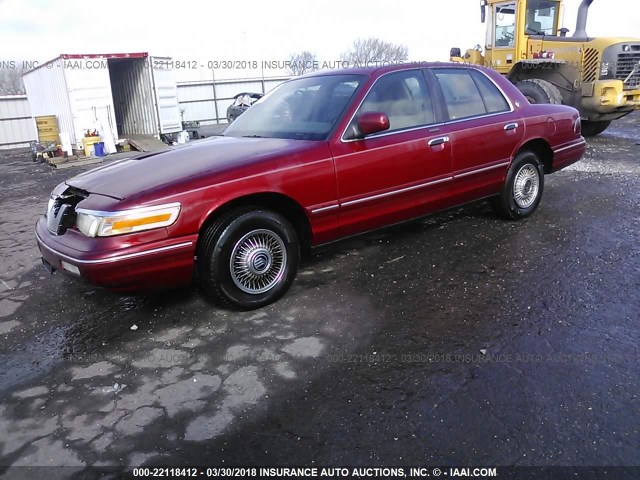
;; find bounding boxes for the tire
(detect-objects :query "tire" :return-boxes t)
[197,209,300,309]
[491,150,545,220]
[581,120,611,137]
[516,79,563,105]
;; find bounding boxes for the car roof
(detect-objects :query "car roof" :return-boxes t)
[301,62,489,78]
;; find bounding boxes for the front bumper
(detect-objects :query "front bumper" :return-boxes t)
[581,80,640,120]
[35,217,197,292]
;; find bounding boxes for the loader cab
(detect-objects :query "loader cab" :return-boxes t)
[455,0,640,135]
[483,0,562,73]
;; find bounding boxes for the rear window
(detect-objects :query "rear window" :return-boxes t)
[469,70,510,113]
[434,69,510,120]
[435,69,487,120]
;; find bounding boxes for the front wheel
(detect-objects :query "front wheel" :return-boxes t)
[197,209,300,309]
[515,79,563,105]
[491,151,545,220]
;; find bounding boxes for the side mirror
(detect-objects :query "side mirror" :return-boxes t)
[357,112,390,137]
[480,0,486,23]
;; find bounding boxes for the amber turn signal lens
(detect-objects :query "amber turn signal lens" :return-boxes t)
[111,213,172,231]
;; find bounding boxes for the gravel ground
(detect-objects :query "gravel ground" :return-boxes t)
[0,113,638,478]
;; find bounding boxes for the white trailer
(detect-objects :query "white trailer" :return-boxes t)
[23,53,182,150]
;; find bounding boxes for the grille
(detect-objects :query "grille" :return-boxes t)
[582,48,600,83]
[616,51,640,90]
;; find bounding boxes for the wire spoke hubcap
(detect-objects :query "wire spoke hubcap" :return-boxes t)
[513,164,540,209]
[230,229,287,294]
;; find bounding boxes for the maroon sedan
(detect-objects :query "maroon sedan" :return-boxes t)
[36,63,586,309]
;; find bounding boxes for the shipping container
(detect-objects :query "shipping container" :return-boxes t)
[22,53,181,150]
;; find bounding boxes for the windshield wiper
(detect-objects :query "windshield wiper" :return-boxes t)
[241,135,266,138]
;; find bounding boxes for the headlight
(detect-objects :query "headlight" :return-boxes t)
[75,203,181,237]
[46,197,55,216]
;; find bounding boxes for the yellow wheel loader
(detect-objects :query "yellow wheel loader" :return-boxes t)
[450,0,640,136]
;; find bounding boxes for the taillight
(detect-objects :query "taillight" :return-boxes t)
[574,117,582,135]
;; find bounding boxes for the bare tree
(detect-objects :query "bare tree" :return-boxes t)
[0,66,26,95]
[341,38,409,66]
[287,51,319,76]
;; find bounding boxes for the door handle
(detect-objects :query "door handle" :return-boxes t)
[504,122,519,131]
[428,136,450,147]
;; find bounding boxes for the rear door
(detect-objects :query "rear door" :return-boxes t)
[149,57,182,134]
[431,67,523,204]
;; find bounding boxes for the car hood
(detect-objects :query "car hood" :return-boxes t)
[66,136,319,200]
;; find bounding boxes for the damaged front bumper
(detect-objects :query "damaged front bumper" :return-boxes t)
[35,217,198,292]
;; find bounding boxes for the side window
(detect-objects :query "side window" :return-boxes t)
[351,70,435,135]
[469,70,510,113]
[495,2,516,47]
[434,69,487,120]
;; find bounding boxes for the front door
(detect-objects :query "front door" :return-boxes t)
[330,69,454,238]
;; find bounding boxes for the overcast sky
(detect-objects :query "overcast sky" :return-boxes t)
[1,0,638,81]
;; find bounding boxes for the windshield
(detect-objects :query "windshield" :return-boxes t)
[525,0,559,36]
[224,74,366,141]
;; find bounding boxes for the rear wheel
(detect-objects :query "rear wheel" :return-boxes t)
[581,120,611,137]
[516,79,563,105]
[491,150,545,220]
[197,209,299,309]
